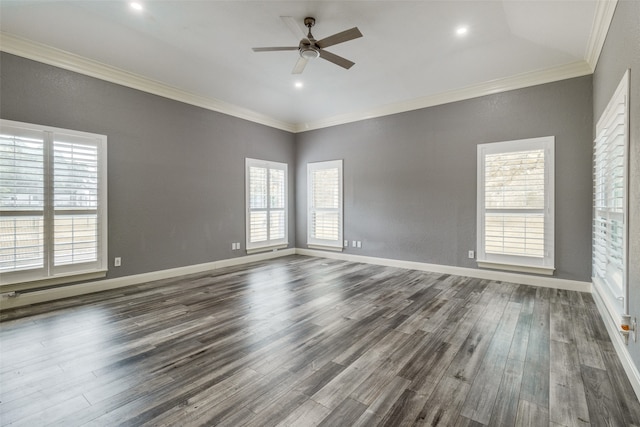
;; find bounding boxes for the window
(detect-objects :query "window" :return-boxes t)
[307,160,343,251]
[0,120,108,286]
[593,70,629,318]
[245,158,288,254]
[477,136,555,275]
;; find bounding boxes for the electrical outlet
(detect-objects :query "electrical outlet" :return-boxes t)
[344,240,348,247]
[357,241,362,248]
[634,317,637,342]
[114,257,122,267]
[352,240,357,247]
[468,250,475,259]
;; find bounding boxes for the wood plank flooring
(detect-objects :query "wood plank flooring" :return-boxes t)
[1,255,640,426]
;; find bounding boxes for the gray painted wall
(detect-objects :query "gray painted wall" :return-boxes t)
[1,53,595,286]
[593,0,640,368]
[296,76,593,281]
[0,53,296,281]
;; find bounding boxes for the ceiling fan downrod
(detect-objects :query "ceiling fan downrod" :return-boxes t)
[304,17,316,39]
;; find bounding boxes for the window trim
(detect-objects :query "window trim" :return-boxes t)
[245,158,288,254]
[0,119,108,287]
[307,159,343,251]
[476,136,555,275]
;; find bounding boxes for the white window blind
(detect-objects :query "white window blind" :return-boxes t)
[245,158,287,253]
[308,160,343,250]
[477,137,554,275]
[593,70,629,318]
[0,120,107,286]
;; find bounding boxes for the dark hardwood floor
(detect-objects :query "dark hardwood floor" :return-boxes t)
[1,255,639,426]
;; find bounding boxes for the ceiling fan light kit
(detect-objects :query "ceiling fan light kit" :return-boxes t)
[252,16,362,74]
[299,46,320,60]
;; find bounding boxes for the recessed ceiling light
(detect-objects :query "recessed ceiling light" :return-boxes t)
[130,2,143,11]
[456,26,468,36]
[294,81,304,89]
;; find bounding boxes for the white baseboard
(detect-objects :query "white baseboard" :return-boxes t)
[0,248,592,309]
[295,249,591,293]
[0,248,295,310]
[591,283,640,400]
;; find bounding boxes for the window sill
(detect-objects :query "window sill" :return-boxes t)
[477,261,554,276]
[246,244,288,255]
[307,244,343,252]
[0,269,108,293]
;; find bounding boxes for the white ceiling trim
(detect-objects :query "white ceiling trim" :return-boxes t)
[0,33,296,133]
[295,60,593,132]
[585,0,618,71]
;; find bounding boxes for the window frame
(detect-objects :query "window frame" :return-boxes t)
[592,69,630,319]
[0,119,108,288]
[307,159,343,251]
[476,136,555,275]
[245,158,288,254]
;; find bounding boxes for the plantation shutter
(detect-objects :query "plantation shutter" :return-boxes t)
[593,70,629,313]
[0,126,45,273]
[484,149,545,258]
[269,168,286,240]
[245,158,287,253]
[307,160,343,250]
[477,137,554,274]
[0,120,107,286]
[53,134,101,267]
[248,165,268,244]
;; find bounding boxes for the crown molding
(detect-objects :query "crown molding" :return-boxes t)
[585,0,618,71]
[294,60,593,132]
[2,31,595,134]
[0,33,297,133]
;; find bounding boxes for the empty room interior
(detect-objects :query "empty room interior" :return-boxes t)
[1,0,640,426]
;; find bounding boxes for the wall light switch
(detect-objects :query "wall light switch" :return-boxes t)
[357,241,362,248]
[344,240,348,247]
[352,241,357,247]
[114,257,122,267]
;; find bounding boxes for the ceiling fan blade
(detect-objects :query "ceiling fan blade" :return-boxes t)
[316,27,363,49]
[252,46,298,52]
[292,57,308,74]
[319,49,355,70]
[281,16,307,39]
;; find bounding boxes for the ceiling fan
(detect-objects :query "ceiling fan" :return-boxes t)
[252,16,363,74]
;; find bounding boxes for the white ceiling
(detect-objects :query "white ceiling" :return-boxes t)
[0,1,609,132]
